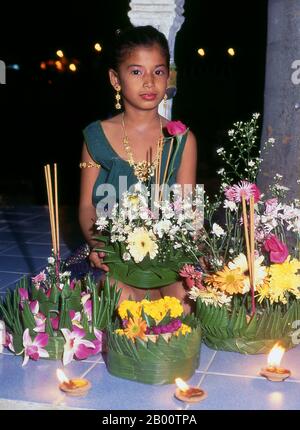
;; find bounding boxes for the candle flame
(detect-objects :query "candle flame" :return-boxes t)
[175,378,189,392]
[56,369,70,384]
[267,343,285,367]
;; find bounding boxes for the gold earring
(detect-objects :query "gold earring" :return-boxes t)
[163,93,167,107]
[115,86,121,110]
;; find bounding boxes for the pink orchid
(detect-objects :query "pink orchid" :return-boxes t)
[225,181,261,203]
[29,301,46,333]
[81,294,92,322]
[22,329,49,366]
[70,279,76,290]
[61,326,95,366]
[264,234,289,263]
[31,271,46,285]
[51,310,81,331]
[5,332,15,352]
[19,288,29,302]
[90,328,104,356]
[166,120,187,136]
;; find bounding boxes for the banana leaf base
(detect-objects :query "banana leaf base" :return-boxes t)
[106,326,202,384]
[196,299,300,355]
[203,335,296,355]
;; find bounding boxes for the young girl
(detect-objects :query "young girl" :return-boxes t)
[79,26,197,311]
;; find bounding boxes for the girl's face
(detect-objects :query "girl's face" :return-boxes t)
[109,44,169,111]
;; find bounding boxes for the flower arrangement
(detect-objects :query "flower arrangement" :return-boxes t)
[94,121,204,289]
[106,295,202,384]
[0,256,120,365]
[181,113,300,354]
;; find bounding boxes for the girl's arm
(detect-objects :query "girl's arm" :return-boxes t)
[79,142,100,248]
[79,143,109,271]
[175,130,198,189]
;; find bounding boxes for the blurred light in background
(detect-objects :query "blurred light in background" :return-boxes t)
[227,48,236,56]
[69,63,77,72]
[94,43,102,52]
[197,48,205,57]
[56,50,64,58]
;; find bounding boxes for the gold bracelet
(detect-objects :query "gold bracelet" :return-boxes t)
[79,161,100,169]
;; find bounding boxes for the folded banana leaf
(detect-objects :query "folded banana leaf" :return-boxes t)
[106,325,202,384]
[196,298,300,354]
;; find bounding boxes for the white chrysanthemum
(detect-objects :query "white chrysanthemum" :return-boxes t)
[127,228,158,263]
[228,253,267,293]
[223,200,237,211]
[48,257,55,265]
[153,219,172,238]
[190,287,232,307]
[212,223,225,237]
[95,217,109,231]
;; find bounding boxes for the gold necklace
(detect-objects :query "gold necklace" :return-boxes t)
[121,113,164,182]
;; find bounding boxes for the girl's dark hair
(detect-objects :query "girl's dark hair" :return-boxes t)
[109,25,170,71]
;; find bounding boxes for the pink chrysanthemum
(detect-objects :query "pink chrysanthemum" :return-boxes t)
[225,181,261,203]
[179,264,205,290]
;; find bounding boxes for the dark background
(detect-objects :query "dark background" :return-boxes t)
[0,0,268,206]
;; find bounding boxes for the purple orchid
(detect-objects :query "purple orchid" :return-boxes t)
[22,329,49,366]
[61,326,95,366]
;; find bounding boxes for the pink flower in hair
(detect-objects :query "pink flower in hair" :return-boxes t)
[166,121,187,136]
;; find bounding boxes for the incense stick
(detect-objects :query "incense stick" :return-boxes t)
[160,137,174,202]
[44,165,56,255]
[241,195,252,282]
[54,163,60,258]
[249,195,256,315]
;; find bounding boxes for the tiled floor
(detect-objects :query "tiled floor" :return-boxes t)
[0,206,300,410]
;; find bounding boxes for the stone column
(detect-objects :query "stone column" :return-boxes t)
[128,0,185,119]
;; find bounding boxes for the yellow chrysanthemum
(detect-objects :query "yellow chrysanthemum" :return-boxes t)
[206,266,245,295]
[127,227,158,263]
[256,280,271,304]
[174,323,192,336]
[124,316,147,341]
[118,300,142,320]
[268,257,300,301]
[115,329,125,335]
[141,299,167,323]
[163,296,184,318]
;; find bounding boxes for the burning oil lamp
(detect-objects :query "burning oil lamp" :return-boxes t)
[260,343,291,382]
[56,369,91,396]
[174,378,207,403]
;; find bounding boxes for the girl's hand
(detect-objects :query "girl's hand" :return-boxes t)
[89,250,109,272]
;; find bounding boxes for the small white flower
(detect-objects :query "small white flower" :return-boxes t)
[212,223,225,237]
[229,248,234,254]
[122,252,131,261]
[217,147,225,155]
[217,168,225,175]
[228,129,235,136]
[253,113,260,119]
[48,257,55,265]
[248,160,255,167]
[268,137,275,144]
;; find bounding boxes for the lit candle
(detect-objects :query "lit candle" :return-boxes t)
[56,369,91,396]
[174,378,207,403]
[260,343,291,382]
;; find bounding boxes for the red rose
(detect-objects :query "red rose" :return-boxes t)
[263,234,289,263]
[166,120,187,136]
